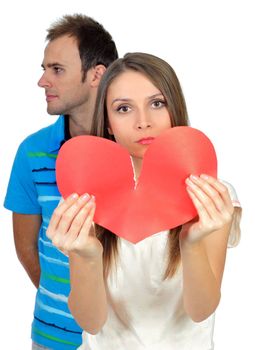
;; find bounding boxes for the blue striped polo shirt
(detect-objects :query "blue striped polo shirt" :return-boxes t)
[4,116,83,349]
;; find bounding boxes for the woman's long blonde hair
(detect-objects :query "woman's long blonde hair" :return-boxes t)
[91,52,189,278]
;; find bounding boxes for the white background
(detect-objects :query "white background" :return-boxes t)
[0,0,254,348]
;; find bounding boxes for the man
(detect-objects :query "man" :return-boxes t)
[4,14,118,349]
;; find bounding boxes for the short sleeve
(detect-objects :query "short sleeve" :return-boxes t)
[221,180,242,247]
[4,140,41,214]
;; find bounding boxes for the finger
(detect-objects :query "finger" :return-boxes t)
[56,194,92,236]
[52,195,93,248]
[186,177,222,224]
[186,186,211,223]
[200,174,233,210]
[199,175,234,222]
[187,177,233,228]
[63,198,96,250]
[75,199,96,245]
[186,186,225,235]
[47,193,79,239]
[188,175,226,214]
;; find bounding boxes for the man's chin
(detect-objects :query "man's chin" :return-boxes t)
[47,108,64,116]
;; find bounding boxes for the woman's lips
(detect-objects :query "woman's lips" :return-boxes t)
[137,137,155,145]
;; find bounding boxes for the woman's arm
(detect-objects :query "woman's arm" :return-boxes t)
[69,251,107,334]
[47,194,107,334]
[180,174,234,322]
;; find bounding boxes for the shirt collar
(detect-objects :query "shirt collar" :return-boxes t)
[49,115,70,153]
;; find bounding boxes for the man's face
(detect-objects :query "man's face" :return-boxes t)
[38,35,91,116]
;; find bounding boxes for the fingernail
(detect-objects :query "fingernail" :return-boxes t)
[79,193,90,202]
[200,174,209,179]
[190,174,199,181]
[185,178,193,185]
[70,193,78,199]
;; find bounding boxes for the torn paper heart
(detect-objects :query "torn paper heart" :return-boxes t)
[56,127,217,243]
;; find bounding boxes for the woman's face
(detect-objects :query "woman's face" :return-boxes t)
[106,70,172,162]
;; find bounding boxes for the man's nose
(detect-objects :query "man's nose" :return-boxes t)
[37,72,51,88]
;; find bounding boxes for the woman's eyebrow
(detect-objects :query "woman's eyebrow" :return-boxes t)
[111,93,164,105]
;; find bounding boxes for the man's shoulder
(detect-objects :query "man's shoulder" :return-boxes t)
[20,116,64,151]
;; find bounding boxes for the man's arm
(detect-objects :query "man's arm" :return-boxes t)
[13,213,42,288]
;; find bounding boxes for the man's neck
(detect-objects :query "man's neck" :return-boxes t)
[67,92,96,137]
[68,114,92,137]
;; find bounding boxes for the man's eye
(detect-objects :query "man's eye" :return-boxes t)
[54,67,63,73]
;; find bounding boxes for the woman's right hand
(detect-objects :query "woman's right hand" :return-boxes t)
[47,193,103,260]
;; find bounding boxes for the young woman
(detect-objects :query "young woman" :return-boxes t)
[47,53,241,349]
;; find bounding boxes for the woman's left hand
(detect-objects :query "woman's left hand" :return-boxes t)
[179,174,234,244]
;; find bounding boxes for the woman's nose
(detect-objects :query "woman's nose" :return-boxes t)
[136,110,152,129]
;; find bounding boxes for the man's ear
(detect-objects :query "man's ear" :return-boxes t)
[90,65,106,87]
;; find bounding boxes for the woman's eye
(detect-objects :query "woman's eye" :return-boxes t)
[117,105,130,113]
[152,100,166,108]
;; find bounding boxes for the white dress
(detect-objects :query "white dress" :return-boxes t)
[78,182,241,350]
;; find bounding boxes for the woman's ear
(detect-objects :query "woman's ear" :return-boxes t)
[107,125,114,135]
[90,65,106,87]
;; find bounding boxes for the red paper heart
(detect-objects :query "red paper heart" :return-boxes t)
[56,127,217,243]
